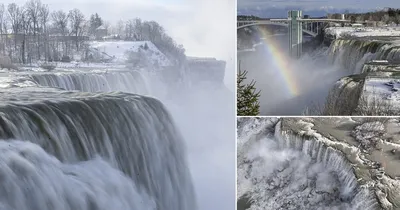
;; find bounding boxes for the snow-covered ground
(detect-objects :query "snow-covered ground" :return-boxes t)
[10,62,127,73]
[89,41,171,66]
[2,41,171,72]
[325,26,400,38]
[362,77,400,108]
[237,118,380,210]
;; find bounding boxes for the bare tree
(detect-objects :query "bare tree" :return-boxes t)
[0,4,6,55]
[7,3,23,60]
[116,19,124,36]
[25,0,41,33]
[133,18,143,40]
[39,4,49,60]
[68,8,84,50]
[125,19,134,40]
[20,9,31,64]
[355,89,397,116]
[39,4,49,31]
[51,10,69,56]
[0,4,5,34]
[51,10,68,35]
[7,3,23,34]
[25,0,42,59]
[144,21,164,43]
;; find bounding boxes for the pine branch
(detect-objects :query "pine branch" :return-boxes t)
[237,63,261,116]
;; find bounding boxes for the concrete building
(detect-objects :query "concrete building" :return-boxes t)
[288,10,303,59]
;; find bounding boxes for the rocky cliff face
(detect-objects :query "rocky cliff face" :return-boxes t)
[324,36,400,115]
[185,57,226,85]
[323,75,365,115]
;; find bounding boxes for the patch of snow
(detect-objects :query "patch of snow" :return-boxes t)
[237,119,375,209]
[362,77,400,109]
[237,48,256,53]
[325,26,400,38]
[371,60,389,64]
[237,117,278,147]
[89,41,172,67]
[356,122,385,132]
[294,120,365,166]
[352,121,385,150]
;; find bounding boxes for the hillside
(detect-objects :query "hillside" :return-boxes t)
[89,41,172,67]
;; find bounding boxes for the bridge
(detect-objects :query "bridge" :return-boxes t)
[237,11,356,58]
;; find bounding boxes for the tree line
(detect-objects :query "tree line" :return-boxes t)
[237,15,264,21]
[0,0,185,65]
[328,8,400,25]
[239,8,400,26]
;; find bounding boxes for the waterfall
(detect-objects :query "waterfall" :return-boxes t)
[328,39,400,72]
[0,140,156,210]
[323,76,365,115]
[0,90,196,210]
[275,131,359,200]
[323,39,400,115]
[237,118,380,210]
[29,70,150,94]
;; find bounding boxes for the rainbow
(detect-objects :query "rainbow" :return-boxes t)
[257,28,301,98]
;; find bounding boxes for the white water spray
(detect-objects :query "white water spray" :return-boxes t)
[0,140,156,210]
[237,118,379,210]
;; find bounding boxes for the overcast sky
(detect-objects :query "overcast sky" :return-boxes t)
[238,0,400,10]
[2,0,235,62]
[238,0,400,18]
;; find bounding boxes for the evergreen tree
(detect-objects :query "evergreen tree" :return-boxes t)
[237,65,261,116]
[89,13,103,34]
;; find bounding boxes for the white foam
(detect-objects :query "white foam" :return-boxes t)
[0,140,156,210]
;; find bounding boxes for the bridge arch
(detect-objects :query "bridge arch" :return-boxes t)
[237,22,317,37]
[237,11,354,58]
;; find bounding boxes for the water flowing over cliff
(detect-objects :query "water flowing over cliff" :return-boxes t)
[0,140,155,210]
[0,89,196,210]
[0,42,233,209]
[328,39,400,73]
[29,70,150,94]
[237,118,380,210]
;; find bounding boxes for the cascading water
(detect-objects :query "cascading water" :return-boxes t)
[322,38,400,115]
[237,117,380,210]
[0,140,156,210]
[322,76,365,115]
[328,39,400,73]
[28,70,150,94]
[0,33,232,208]
[0,56,233,209]
[238,26,400,115]
[0,88,196,210]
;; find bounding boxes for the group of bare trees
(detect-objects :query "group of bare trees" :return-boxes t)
[0,0,91,63]
[0,0,186,66]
